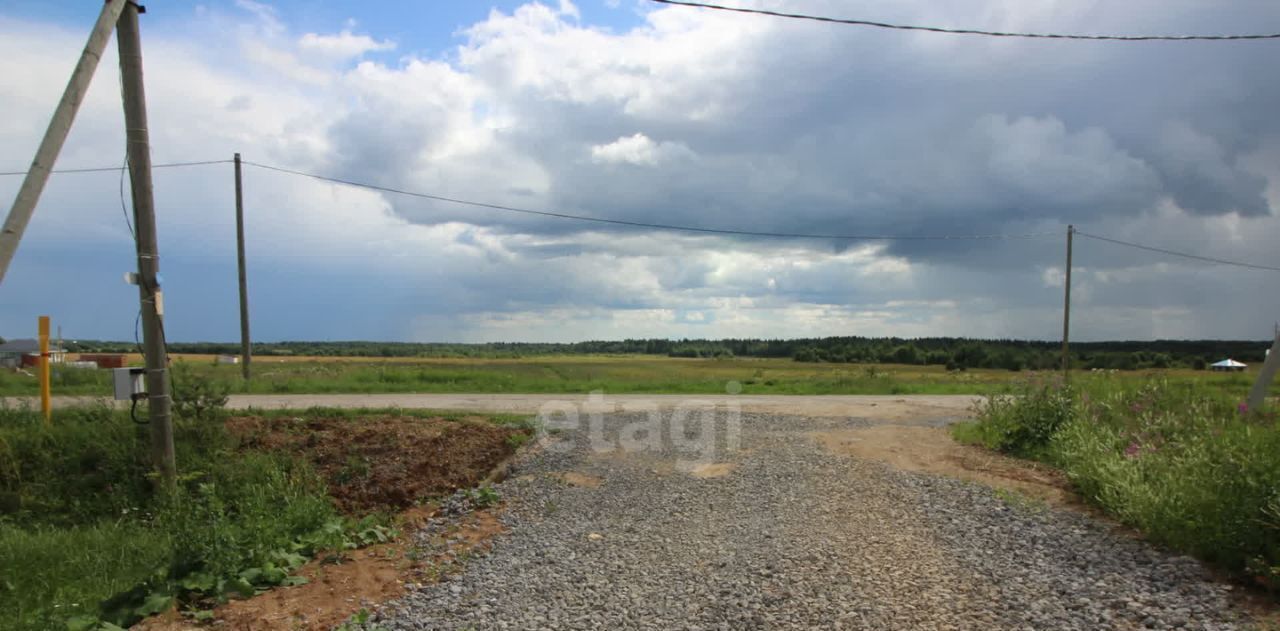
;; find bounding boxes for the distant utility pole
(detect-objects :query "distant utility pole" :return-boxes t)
[118,2,176,485]
[1247,324,1279,413]
[1061,224,1074,377]
[234,153,251,380]
[0,0,126,285]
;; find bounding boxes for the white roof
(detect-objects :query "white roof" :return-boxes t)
[0,338,66,353]
[1211,359,1247,367]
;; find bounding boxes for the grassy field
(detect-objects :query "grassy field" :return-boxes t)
[2,354,1270,398]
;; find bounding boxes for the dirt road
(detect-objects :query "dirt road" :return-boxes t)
[223,393,980,419]
[32,392,980,420]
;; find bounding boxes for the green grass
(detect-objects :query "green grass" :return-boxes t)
[0,365,112,397]
[953,375,1280,591]
[215,356,999,396]
[0,520,168,625]
[6,354,1268,398]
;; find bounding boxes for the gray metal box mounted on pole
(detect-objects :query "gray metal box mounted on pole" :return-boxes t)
[112,367,146,401]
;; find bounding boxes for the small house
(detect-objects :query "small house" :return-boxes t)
[0,338,67,368]
[1209,358,1247,372]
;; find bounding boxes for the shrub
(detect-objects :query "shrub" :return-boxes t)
[156,453,335,581]
[967,377,1074,457]
[0,405,153,526]
[170,362,230,421]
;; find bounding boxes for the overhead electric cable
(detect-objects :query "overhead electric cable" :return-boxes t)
[649,0,1280,41]
[240,159,1054,241]
[1075,230,1280,272]
[7,155,1271,269]
[119,152,135,240]
[0,159,232,177]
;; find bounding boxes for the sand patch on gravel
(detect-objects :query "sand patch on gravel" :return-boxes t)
[587,447,742,480]
[687,462,736,478]
[558,472,603,487]
[814,425,1077,508]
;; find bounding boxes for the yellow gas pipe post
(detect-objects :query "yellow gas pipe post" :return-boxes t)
[38,315,51,425]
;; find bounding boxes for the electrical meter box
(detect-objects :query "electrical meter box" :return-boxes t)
[112,367,146,401]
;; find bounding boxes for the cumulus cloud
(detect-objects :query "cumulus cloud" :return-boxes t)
[590,133,692,166]
[298,30,395,61]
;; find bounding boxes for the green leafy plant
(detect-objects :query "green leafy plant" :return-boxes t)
[467,485,501,508]
[335,607,387,631]
[335,454,372,484]
[505,431,532,449]
[966,376,1074,457]
[170,362,230,422]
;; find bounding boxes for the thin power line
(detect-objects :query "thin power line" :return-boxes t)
[650,0,1280,41]
[1075,230,1280,272]
[0,159,232,177]
[119,152,134,240]
[8,155,1272,269]
[241,159,1054,241]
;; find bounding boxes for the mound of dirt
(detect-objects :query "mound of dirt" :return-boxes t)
[228,415,528,512]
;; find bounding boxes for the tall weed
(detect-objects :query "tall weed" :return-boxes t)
[0,402,339,630]
[967,375,1074,457]
[957,376,1280,590]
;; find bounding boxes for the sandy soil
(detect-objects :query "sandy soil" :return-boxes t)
[813,425,1080,509]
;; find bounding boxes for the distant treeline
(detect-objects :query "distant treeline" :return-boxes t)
[61,337,1270,371]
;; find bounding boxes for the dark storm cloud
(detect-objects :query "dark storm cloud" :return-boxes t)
[313,0,1277,273]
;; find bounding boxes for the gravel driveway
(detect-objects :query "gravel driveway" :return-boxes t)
[371,409,1248,630]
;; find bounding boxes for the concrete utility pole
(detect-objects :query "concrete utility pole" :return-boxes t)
[0,0,127,286]
[234,153,251,380]
[1246,324,1280,413]
[1061,225,1073,377]
[118,2,176,485]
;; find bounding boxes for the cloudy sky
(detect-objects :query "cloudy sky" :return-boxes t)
[1,0,1278,343]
